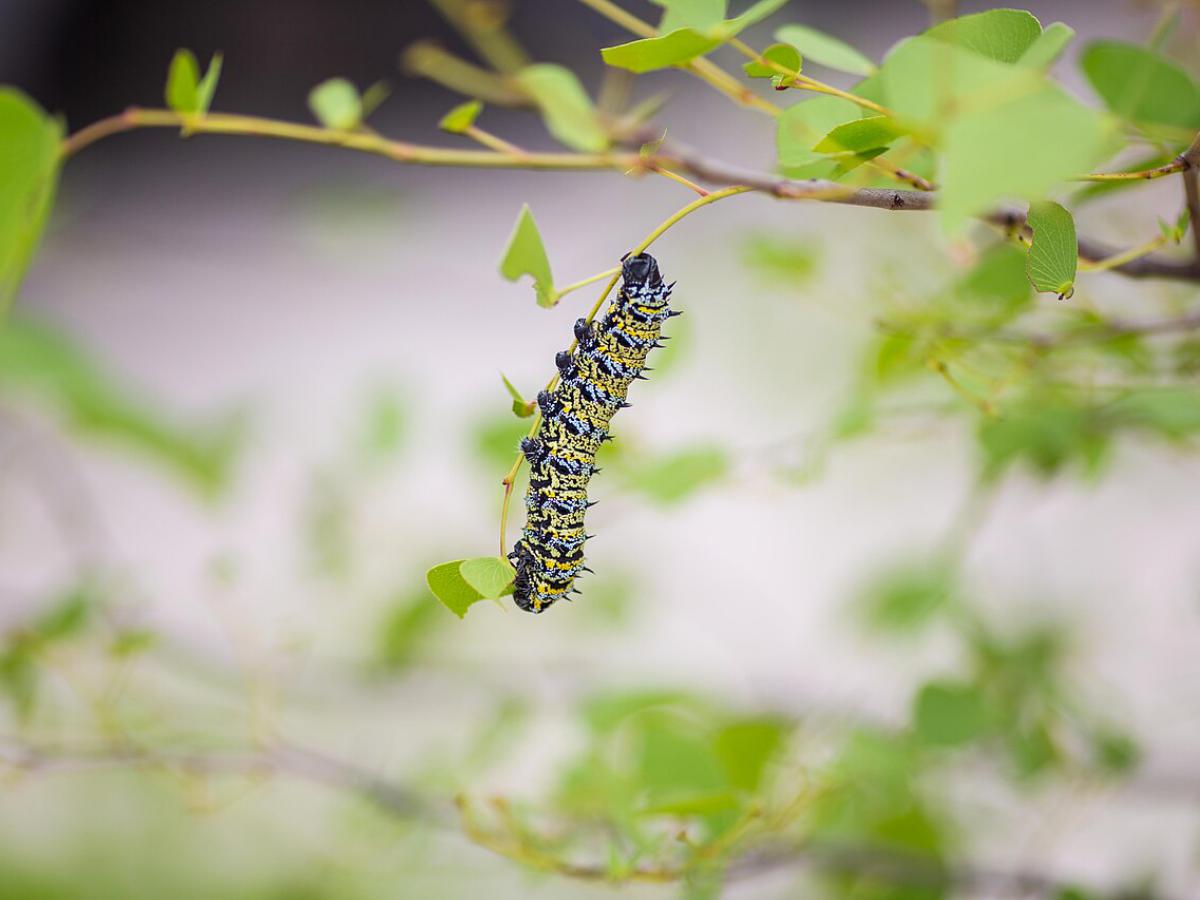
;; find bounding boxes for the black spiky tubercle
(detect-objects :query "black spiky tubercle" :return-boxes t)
[509,253,675,613]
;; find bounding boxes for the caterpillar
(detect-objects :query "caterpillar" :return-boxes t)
[509,252,676,614]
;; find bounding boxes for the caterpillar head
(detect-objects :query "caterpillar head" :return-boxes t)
[622,252,661,287]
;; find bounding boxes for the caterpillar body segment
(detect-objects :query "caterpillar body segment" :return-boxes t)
[509,252,673,613]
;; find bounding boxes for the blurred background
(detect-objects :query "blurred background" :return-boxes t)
[1,1,1198,898]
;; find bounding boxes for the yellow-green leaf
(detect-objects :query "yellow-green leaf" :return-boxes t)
[814,115,905,155]
[1025,201,1077,299]
[0,88,62,317]
[459,557,516,599]
[499,204,556,307]
[516,64,608,152]
[194,53,223,114]
[308,78,362,131]
[426,560,487,618]
[743,43,802,87]
[501,372,536,417]
[1018,22,1074,69]
[165,49,200,113]
[602,29,721,74]
[1080,40,1200,130]
[925,9,1043,63]
[439,99,483,133]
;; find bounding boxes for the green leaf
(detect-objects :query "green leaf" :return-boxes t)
[653,0,726,33]
[194,53,222,115]
[501,372,536,417]
[1018,22,1075,69]
[926,9,1043,63]
[622,445,728,505]
[857,561,957,633]
[515,64,608,152]
[426,560,487,618]
[1025,201,1077,298]
[601,29,723,73]
[774,24,875,76]
[714,719,786,792]
[439,99,483,133]
[0,88,62,317]
[879,36,1035,129]
[307,78,363,130]
[34,588,94,642]
[814,115,905,155]
[602,0,787,73]
[977,393,1110,480]
[939,82,1117,231]
[742,43,802,88]
[360,81,391,118]
[913,680,990,746]
[1111,388,1200,440]
[0,319,240,495]
[458,556,516,599]
[776,96,862,170]
[1080,40,1200,130]
[498,204,556,307]
[165,49,200,113]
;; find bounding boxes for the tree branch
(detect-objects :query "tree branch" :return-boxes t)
[57,109,1200,284]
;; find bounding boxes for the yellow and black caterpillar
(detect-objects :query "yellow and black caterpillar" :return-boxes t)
[509,253,676,613]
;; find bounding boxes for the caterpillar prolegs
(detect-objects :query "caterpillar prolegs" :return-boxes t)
[509,253,676,614]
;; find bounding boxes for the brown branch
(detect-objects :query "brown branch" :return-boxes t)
[56,110,1200,284]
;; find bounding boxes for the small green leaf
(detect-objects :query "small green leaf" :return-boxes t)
[814,115,905,155]
[308,78,363,130]
[499,204,556,307]
[165,49,200,113]
[501,372,536,417]
[857,561,957,633]
[1081,40,1200,130]
[1018,22,1075,69]
[603,0,786,73]
[360,81,391,118]
[714,719,786,792]
[426,560,487,618]
[516,64,608,152]
[439,99,483,133]
[776,96,862,170]
[194,53,222,114]
[1025,201,1077,298]
[459,556,516,599]
[775,24,875,76]
[601,28,722,73]
[743,43,802,86]
[913,680,990,746]
[0,88,62,317]
[925,9,1043,63]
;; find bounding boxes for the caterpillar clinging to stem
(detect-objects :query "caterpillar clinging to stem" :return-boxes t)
[508,252,677,613]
